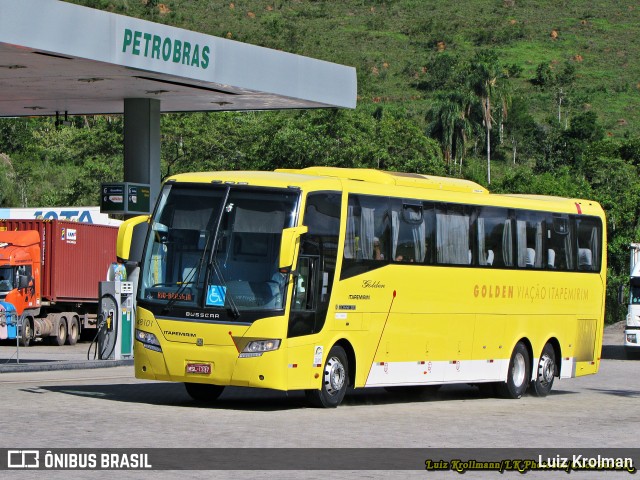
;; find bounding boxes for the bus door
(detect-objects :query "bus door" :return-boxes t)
[286,192,341,388]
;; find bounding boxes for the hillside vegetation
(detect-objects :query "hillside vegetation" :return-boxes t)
[1,0,640,322]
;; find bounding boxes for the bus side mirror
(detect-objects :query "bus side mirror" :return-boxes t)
[279,226,308,271]
[117,215,150,263]
[619,284,626,305]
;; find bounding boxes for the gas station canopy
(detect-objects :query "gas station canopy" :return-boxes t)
[0,0,357,116]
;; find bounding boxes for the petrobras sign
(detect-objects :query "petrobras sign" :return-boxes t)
[121,28,211,70]
[115,16,213,81]
[0,207,120,226]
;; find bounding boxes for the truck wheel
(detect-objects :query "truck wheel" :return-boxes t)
[19,318,32,347]
[54,319,67,347]
[65,316,79,346]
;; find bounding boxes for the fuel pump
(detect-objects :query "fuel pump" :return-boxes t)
[97,281,134,360]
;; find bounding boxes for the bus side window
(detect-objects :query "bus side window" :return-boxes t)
[516,211,544,269]
[576,217,601,271]
[547,214,575,271]
[477,207,509,268]
[341,194,390,279]
[391,200,427,263]
[435,204,470,265]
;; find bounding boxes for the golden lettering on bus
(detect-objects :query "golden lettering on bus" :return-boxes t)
[474,284,590,302]
[473,284,514,299]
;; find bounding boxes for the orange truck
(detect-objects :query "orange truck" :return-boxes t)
[0,220,117,346]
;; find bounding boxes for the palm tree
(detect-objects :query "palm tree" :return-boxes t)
[467,51,510,184]
[426,90,474,169]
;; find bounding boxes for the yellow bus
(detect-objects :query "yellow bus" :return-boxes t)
[119,167,606,407]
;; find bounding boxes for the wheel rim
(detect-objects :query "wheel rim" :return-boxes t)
[24,322,31,339]
[538,353,555,387]
[324,356,346,396]
[512,352,526,388]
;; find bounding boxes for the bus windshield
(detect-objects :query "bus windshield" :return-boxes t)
[140,183,298,315]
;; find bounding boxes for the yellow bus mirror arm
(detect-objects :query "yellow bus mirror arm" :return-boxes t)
[117,215,149,262]
[278,226,308,272]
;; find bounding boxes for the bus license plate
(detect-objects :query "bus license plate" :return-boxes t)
[186,363,211,374]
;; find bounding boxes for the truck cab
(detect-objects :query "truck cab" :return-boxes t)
[625,243,640,358]
[0,230,41,316]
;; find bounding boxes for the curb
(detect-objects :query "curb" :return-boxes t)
[0,359,134,374]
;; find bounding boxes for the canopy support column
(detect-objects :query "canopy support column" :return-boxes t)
[124,98,161,208]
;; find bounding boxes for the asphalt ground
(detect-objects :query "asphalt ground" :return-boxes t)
[0,321,636,480]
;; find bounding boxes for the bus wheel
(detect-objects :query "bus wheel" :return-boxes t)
[306,345,348,408]
[497,341,530,399]
[184,383,225,402]
[531,343,556,397]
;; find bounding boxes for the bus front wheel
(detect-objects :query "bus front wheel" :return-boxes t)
[497,341,530,399]
[306,345,349,408]
[184,382,225,403]
[530,343,556,397]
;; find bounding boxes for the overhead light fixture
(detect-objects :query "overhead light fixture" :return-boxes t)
[211,101,232,106]
[0,64,26,69]
[24,106,46,111]
[78,77,104,83]
[145,90,169,95]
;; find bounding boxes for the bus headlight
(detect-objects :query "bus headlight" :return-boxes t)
[135,329,163,352]
[239,339,281,358]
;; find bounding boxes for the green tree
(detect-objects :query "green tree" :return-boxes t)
[466,50,510,184]
[426,90,474,169]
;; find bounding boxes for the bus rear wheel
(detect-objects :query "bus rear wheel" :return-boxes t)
[184,382,225,402]
[497,341,530,399]
[530,343,556,397]
[306,345,349,408]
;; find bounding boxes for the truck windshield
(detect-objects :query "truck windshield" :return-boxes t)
[140,183,298,316]
[631,286,640,305]
[0,266,13,292]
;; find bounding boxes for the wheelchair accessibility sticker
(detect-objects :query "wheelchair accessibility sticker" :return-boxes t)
[206,285,227,306]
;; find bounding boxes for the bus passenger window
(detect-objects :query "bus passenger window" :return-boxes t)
[576,217,601,271]
[477,207,509,267]
[548,214,575,271]
[436,204,470,265]
[516,211,544,269]
[341,194,390,279]
[391,201,426,264]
